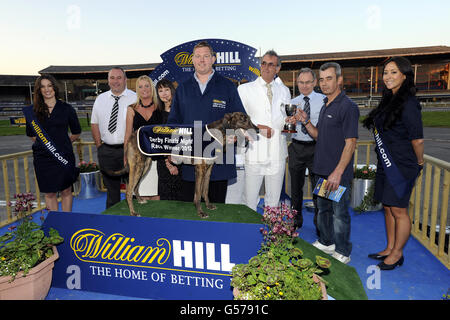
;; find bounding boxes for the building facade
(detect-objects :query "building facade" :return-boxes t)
[1,46,449,108]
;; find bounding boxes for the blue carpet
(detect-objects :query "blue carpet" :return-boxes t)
[295,201,449,300]
[2,193,448,300]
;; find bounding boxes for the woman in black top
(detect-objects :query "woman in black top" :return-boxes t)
[25,74,81,211]
[155,79,182,200]
[124,75,163,200]
[362,57,424,270]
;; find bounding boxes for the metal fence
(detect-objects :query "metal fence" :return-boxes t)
[1,139,449,268]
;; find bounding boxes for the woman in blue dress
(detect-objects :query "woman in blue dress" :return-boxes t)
[25,75,81,212]
[362,57,424,270]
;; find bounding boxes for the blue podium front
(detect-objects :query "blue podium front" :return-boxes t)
[43,211,262,300]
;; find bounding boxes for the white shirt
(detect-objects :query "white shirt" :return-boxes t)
[238,77,291,174]
[291,90,325,142]
[91,88,137,145]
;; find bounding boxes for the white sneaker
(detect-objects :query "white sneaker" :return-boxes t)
[332,252,351,264]
[312,240,335,255]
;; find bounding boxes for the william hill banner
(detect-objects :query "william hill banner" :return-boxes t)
[150,38,260,84]
[42,211,262,299]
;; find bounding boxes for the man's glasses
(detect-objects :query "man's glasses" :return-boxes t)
[261,61,278,68]
[297,81,314,85]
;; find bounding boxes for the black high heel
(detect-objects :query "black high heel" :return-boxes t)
[377,256,404,270]
[368,253,388,260]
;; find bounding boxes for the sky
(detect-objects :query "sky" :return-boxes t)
[1,0,449,75]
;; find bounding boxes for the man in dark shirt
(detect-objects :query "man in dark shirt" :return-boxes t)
[167,41,246,203]
[297,62,359,264]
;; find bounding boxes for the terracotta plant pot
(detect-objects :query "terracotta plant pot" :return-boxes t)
[0,246,59,300]
[312,273,328,300]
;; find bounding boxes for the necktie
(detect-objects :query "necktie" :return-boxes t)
[301,96,310,134]
[108,95,120,133]
[266,83,273,105]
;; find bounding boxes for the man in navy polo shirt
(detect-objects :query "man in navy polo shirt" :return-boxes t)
[297,62,359,264]
[167,41,246,203]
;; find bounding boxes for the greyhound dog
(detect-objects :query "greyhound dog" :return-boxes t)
[108,112,259,218]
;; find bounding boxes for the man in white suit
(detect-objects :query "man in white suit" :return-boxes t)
[237,50,291,211]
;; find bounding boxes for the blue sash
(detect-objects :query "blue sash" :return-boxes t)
[137,123,222,161]
[373,126,413,198]
[22,106,75,172]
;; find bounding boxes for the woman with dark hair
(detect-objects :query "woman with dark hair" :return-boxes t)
[24,74,81,211]
[155,79,182,200]
[362,57,424,270]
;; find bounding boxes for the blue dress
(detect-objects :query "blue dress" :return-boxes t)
[373,95,423,208]
[25,100,81,193]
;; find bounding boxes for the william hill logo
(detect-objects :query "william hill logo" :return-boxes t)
[152,126,192,135]
[70,229,235,275]
[174,51,242,67]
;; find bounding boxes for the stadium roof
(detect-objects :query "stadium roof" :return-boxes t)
[38,45,450,75]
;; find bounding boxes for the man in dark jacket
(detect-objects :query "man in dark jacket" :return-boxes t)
[167,41,246,203]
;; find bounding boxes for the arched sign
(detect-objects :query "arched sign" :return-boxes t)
[150,39,260,84]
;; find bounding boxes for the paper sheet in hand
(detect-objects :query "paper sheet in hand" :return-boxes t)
[313,177,346,202]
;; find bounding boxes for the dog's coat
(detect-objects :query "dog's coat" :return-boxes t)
[107,112,258,218]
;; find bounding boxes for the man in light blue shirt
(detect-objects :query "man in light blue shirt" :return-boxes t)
[288,68,325,230]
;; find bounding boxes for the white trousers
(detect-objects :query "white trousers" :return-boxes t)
[137,161,158,196]
[244,161,286,211]
[225,169,246,204]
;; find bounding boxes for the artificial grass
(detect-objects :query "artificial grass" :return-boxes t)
[293,238,368,300]
[103,199,368,300]
[104,199,263,224]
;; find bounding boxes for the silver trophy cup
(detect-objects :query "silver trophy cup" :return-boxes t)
[280,103,298,133]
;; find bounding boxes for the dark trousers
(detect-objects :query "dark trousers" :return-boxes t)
[288,141,319,230]
[180,179,228,203]
[97,144,125,209]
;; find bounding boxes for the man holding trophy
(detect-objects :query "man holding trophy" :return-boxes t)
[237,50,291,211]
[286,68,325,230]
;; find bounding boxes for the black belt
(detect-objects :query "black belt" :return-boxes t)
[292,139,315,145]
[103,143,124,149]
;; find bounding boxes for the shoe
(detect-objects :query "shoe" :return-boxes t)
[368,253,388,260]
[377,256,404,270]
[312,240,335,255]
[332,252,351,264]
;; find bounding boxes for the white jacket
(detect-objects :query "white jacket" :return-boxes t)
[238,77,291,174]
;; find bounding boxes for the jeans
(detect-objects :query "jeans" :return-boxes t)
[316,178,352,257]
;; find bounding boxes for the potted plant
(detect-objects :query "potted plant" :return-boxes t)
[351,165,381,212]
[74,161,102,199]
[0,193,63,300]
[78,161,99,173]
[231,204,331,300]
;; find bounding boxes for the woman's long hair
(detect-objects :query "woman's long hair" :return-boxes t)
[155,78,176,112]
[362,56,416,131]
[33,74,60,122]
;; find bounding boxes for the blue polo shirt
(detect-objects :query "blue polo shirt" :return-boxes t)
[313,91,359,183]
[167,72,246,181]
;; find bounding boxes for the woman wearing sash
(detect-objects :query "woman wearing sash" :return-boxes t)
[363,57,424,270]
[155,79,182,200]
[25,75,81,212]
[123,75,163,200]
